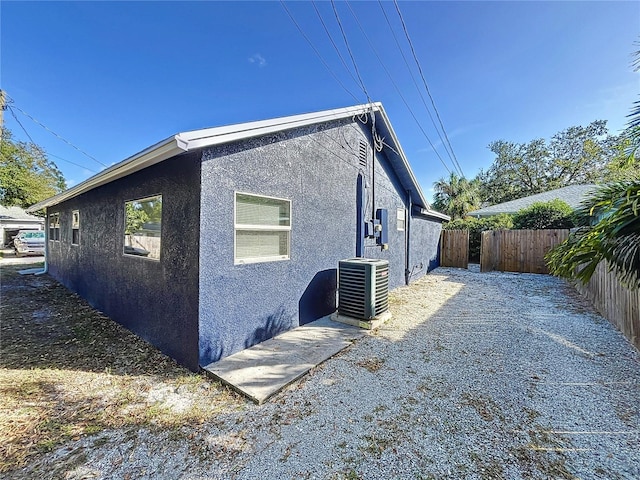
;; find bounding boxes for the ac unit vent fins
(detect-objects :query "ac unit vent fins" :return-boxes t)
[358,141,368,168]
[338,258,389,320]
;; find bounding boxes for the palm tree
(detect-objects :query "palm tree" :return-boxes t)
[546,181,640,289]
[432,172,481,219]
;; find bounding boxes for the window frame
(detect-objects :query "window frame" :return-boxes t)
[123,194,163,261]
[71,210,80,245]
[397,208,406,232]
[49,212,60,242]
[234,191,292,265]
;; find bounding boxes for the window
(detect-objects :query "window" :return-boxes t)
[124,195,162,260]
[397,208,406,231]
[49,213,60,241]
[71,210,80,245]
[235,192,291,264]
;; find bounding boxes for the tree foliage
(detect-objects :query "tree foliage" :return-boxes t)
[479,121,622,205]
[432,172,481,219]
[546,181,640,289]
[443,214,514,262]
[512,199,575,230]
[0,129,66,209]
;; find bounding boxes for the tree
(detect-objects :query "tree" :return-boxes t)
[432,172,481,219]
[546,181,640,289]
[512,200,575,230]
[0,129,66,208]
[479,121,623,205]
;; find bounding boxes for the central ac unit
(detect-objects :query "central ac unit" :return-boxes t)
[337,258,389,320]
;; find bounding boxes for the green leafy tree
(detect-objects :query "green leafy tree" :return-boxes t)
[479,121,622,205]
[546,181,640,289]
[124,203,149,246]
[512,200,575,230]
[443,214,513,262]
[0,129,66,208]
[432,172,481,219]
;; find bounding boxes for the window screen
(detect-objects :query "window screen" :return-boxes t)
[397,208,406,231]
[235,193,291,264]
[72,210,80,245]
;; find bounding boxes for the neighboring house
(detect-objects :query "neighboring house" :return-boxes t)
[0,205,44,247]
[468,184,597,218]
[28,103,449,372]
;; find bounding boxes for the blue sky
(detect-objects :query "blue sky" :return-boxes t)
[2,1,638,200]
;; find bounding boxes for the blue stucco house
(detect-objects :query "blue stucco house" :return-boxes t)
[28,103,449,371]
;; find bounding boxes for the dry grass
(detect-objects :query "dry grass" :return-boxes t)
[0,264,244,473]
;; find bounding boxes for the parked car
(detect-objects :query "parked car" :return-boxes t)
[13,230,45,257]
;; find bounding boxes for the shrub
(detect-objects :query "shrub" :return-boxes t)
[443,214,513,261]
[512,199,574,229]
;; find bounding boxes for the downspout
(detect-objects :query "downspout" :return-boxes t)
[405,190,411,285]
[36,213,48,275]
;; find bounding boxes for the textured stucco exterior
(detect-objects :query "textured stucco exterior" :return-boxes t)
[46,153,201,371]
[198,118,443,366]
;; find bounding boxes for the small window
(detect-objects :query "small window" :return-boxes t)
[124,195,162,260]
[235,192,291,264]
[49,213,60,241]
[71,210,80,245]
[397,208,406,231]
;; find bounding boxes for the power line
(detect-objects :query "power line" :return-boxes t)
[377,0,458,176]
[279,0,361,103]
[329,0,371,103]
[7,105,98,172]
[311,1,362,93]
[7,97,107,168]
[344,0,452,175]
[391,0,464,177]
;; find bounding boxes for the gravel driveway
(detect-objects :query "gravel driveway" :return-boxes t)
[16,267,640,479]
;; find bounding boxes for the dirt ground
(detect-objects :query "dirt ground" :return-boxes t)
[0,262,244,474]
[2,260,639,479]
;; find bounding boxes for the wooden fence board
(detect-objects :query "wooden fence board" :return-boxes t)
[576,262,640,351]
[440,230,469,269]
[480,229,569,274]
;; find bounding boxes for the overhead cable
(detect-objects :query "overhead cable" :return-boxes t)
[279,0,361,103]
[8,99,107,168]
[345,0,452,175]
[391,0,464,177]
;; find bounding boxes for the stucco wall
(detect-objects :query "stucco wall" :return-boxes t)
[198,119,442,365]
[46,153,201,371]
[407,213,443,282]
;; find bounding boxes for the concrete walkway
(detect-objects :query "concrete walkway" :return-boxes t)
[203,316,368,404]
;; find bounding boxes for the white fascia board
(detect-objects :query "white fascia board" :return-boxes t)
[375,105,431,209]
[27,103,382,212]
[27,136,186,212]
[415,207,451,221]
[179,103,381,150]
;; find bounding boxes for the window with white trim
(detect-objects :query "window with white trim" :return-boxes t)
[397,208,406,231]
[71,210,80,245]
[235,192,291,264]
[49,213,60,241]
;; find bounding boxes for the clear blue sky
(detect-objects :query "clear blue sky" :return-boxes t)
[2,1,638,200]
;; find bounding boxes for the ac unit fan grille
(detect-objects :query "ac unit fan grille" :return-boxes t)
[338,259,389,320]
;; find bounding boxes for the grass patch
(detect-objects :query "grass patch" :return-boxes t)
[0,264,244,473]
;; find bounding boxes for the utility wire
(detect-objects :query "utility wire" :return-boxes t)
[377,0,458,176]
[344,0,452,175]
[391,0,464,177]
[329,0,371,103]
[7,96,108,168]
[311,1,362,93]
[279,0,361,103]
[7,105,98,172]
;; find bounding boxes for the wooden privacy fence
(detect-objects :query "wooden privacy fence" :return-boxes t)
[480,229,569,274]
[440,230,469,269]
[575,262,640,351]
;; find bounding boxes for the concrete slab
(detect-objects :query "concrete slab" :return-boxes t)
[203,316,368,404]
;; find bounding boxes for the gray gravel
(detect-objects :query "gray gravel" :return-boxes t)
[17,267,640,479]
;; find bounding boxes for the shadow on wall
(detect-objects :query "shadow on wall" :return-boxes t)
[245,304,293,348]
[299,269,337,325]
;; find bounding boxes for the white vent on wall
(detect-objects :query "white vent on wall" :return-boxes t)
[338,258,389,320]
